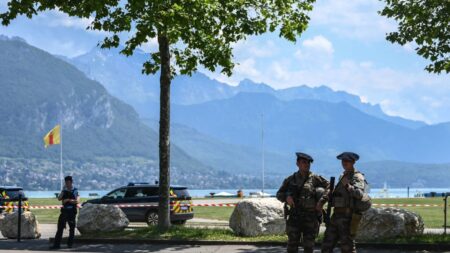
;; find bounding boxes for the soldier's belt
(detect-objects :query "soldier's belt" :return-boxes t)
[333,207,353,214]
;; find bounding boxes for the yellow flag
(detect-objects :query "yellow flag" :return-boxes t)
[43,125,61,148]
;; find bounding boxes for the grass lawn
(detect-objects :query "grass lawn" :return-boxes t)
[27,197,448,228]
[81,225,288,242]
[372,198,447,228]
[193,206,234,221]
[80,226,450,244]
[27,198,89,224]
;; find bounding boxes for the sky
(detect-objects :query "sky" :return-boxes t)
[0,0,449,124]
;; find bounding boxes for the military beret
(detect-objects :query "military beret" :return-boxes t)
[64,176,73,182]
[296,152,314,163]
[337,152,359,162]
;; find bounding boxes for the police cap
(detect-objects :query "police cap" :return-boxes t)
[296,152,314,163]
[337,152,359,162]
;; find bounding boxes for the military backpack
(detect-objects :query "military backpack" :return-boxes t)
[353,172,372,213]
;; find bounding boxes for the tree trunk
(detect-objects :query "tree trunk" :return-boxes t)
[157,33,171,231]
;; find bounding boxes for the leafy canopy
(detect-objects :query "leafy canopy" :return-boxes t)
[380,0,450,74]
[1,0,316,77]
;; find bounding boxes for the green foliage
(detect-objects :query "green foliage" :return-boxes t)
[1,0,316,77]
[380,0,450,73]
[81,225,288,242]
[81,225,450,243]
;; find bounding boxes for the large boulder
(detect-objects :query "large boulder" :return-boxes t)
[0,211,41,239]
[356,207,424,240]
[77,203,129,234]
[229,198,285,236]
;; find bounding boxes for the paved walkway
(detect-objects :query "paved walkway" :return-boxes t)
[1,240,449,253]
[1,221,445,241]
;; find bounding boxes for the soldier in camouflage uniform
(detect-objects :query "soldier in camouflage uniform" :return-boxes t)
[321,152,367,253]
[277,152,330,253]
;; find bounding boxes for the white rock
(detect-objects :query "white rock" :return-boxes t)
[229,198,285,236]
[77,203,129,234]
[0,211,41,239]
[356,207,424,240]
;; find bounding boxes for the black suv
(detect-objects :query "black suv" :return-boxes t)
[84,183,194,225]
[0,186,29,213]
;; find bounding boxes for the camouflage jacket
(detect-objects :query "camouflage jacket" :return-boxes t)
[276,171,330,210]
[332,169,366,208]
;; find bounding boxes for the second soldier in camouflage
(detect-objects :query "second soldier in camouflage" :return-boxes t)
[277,152,330,253]
[321,152,368,253]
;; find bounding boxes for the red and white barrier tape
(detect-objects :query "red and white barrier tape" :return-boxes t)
[372,203,442,207]
[1,203,446,209]
[0,203,237,209]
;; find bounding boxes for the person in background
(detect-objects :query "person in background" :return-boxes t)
[50,176,79,250]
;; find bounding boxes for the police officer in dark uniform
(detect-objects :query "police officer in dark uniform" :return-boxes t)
[50,176,79,250]
[277,152,330,253]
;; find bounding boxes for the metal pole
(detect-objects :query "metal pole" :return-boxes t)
[444,194,448,235]
[17,194,22,242]
[407,186,410,198]
[60,124,63,190]
[261,113,265,198]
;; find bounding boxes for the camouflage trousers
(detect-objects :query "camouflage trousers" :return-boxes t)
[321,212,356,253]
[286,211,319,253]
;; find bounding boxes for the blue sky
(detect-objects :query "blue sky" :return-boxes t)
[1,0,449,124]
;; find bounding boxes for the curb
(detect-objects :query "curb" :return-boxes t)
[49,238,450,250]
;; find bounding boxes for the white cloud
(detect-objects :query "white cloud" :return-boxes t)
[310,0,396,41]
[295,35,334,70]
[235,58,261,78]
[289,63,450,123]
[302,35,334,54]
[37,11,92,30]
[233,38,280,58]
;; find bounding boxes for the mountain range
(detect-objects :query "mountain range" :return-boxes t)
[0,35,262,189]
[1,35,449,189]
[68,47,450,163]
[70,46,427,130]
[67,45,450,187]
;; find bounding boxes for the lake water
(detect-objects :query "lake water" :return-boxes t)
[24,188,450,199]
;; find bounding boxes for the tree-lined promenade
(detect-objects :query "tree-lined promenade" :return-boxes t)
[1,0,448,233]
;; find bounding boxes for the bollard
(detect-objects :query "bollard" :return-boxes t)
[17,194,22,242]
[444,194,448,235]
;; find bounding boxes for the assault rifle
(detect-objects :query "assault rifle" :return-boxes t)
[324,176,335,227]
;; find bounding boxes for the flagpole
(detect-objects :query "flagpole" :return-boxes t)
[60,123,63,190]
[261,113,265,198]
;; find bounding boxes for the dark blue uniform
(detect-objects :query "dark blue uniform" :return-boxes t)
[53,187,78,248]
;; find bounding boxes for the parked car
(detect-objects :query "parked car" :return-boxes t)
[0,186,29,213]
[83,183,194,225]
